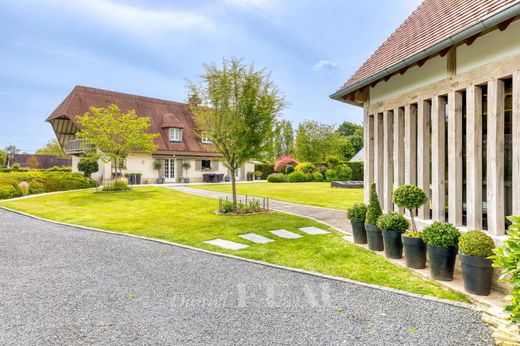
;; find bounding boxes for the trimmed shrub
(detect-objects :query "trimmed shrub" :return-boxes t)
[254,164,274,179]
[286,165,295,174]
[346,161,363,181]
[274,155,298,173]
[325,169,336,182]
[312,171,324,182]
[392,185,427,233]
[335,164,353,181]
[29,181,45,195]
[347,203,367,223]
[422,222,460,248]
[288,170,308,182]
[78,158,99,177]
[267,173,287,183]
[376,212,409,232]
[295,162,315,174]
[459,231,495,258]
[365,183,382,226]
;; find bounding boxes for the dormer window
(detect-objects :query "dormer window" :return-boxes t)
[202,132,212,144]
[169,128,182,142]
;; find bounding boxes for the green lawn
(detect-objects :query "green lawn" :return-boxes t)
[191,182,364,210]
[0,187,466,302]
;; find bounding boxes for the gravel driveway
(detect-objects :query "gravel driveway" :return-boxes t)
[0,208,494,345]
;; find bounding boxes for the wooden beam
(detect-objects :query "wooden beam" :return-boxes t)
[383,110,394,211]
[374,113,385,205]
[513,72,520,215]
[364,109,374,203]
[464,33,480,46]
[448,91,463,226]
[447,47,457,77]
[417,100,431,220]
[497,18,514,31]
[404,104,417,186]
[466,85,483,230]
[393,107,405,212]
[431,96,446,222]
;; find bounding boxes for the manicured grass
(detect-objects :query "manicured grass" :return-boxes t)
[0,187,467,302]
[191,182,364,210]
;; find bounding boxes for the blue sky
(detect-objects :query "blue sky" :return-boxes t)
[0,0,420,152]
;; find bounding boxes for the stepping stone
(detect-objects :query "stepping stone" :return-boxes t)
[204,239,249,250]
[239,233,274,244]
[299,226,330,235]
[270,229,302,239]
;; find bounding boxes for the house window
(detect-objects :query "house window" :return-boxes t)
[201,159,212,170]
[202,133,212,144]
[169,128,182,142]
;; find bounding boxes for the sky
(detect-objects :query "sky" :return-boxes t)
[0,0,421,153]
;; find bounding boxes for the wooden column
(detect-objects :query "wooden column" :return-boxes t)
[431,96,446,222]
[487,79,505,235]
[448,91,463,226]
[383,110,394,211]
[374,113,384,205]
[404,104,417,186]
[417,100,431,220]
[364,107,374,203]
[466,85,483,230]
[513,72,520,215]
[393,107,405,211]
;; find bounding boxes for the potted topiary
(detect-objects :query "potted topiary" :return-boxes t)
[377,211,410,259]
[347,204,368,244]
[422,222,461,281]
[365,183,383,251]
[182,161,191,183]
[392,185,428,269]
[459,231,495,296]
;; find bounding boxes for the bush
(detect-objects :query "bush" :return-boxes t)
[324,154,340,169]
[422,222,460,248]
[459,231,495,258]
[254,164,274,179]
[286,165,295,174]
[0,183,22,199]
[346,161,364,181]
[102,179,131,192]
[267,173,287,183]
[346,203,367,223]
[78,158,99,177]
[288,170,308,182]
[335,164,353,181]
[325,169,336,182]
[221,201,236,213]
[312,171,324,182]
[365,183,382,225]
[376,212,409,232]
[47,166,72,172]
[392,185,427,233]
[274,155,298,173]
[295,162,315,174]
[29,181,45,195]
[492,216,520,324]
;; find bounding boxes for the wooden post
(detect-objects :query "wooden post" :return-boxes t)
[383,110,394,211]
[466,85,483,230]
[417,100,431,220]
[448,91,463,226]
[487,79,505,235]
[393,107,405,212]
[404,104,417,186]
[513,72,520,215]
[364,107,374,204]
[431,96,446,222]
[374,113,384,205]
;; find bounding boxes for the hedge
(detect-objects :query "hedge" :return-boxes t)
[312,161,363,180]
[254,164,275,179]
[0,171,97,200]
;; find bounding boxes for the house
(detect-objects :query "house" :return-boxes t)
[46,86,255,183]
[331,0,520,240]
[7,154,71,169]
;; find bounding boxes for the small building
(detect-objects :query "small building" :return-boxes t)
[46,86,255,183]
[331,0,520,240]
[8,154,72,169]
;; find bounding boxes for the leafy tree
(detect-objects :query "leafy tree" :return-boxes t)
[76,104,159,178]
[348,134,364,153]
[0,150,7,167]
[77,157,99,177]
[26,156,39,169]
[189,57,285,206]
[4,144,20,166]
[339,137,356,161]
[295,120,345,162]
[36,139,69,158]
[337,121,363,137]
[272,120,294,159]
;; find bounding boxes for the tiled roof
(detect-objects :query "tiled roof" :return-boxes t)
[338,0,519,93]
[47,86,219,157]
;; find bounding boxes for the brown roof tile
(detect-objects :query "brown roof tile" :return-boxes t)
[47,86,219,157]
[337,0,519,94]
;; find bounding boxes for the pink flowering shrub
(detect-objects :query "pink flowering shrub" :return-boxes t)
[274,155,299,173]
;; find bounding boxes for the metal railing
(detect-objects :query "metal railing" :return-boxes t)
[65,139,95,155]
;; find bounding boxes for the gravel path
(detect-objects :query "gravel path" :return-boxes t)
[169,185,350,232]
[0,208,494,345]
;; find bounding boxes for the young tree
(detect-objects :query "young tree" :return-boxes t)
[76,104,159,178]
[189,57,285,206]
[77,157,99,178]
[4,144,20,166]
[272,120,294,159]
[0,150,7,167]
[36,139,69,158]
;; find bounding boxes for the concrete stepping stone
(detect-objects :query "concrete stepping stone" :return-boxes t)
[204,239,249,250]
[239,233,274,244]
[299,226,330,235]
[270,229,302,239]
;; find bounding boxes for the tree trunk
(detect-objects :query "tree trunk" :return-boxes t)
[231,169,237,207]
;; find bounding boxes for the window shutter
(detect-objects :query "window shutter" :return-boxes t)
[195,160,202,171]
[213,160,219,171]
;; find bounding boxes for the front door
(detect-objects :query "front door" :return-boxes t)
[164,158,175,182]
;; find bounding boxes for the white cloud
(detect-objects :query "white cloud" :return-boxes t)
[224,0,277,11]
[313,60,338,71]
[63,0,214,35]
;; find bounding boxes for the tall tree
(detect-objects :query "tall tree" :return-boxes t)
[76,104,159,178]
[36,139,69,158]
[337,121,363,137]
[4,144,20,166]
[0,150,7,167]
[295,120,346,162]
[189,57,285,207]
[272,119,294,159]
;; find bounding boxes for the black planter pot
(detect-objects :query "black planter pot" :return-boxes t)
[427,244,458,281]
[365,224,384,251]
[382,230,403,259]
[402,236,427,269]
[459,252,493,296]
[351,221,367,244]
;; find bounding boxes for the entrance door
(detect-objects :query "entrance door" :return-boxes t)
[164,159,175,182]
